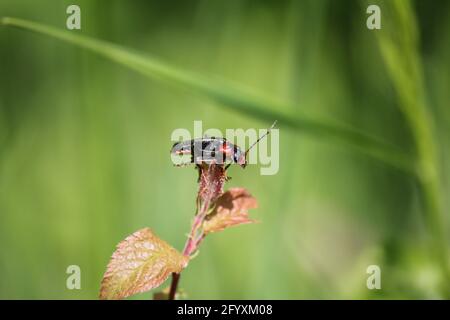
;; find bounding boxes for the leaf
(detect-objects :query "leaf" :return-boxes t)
[0,17,414,173]
[197,163,227,204]
[99,228,189,300]
[204,188,258,234]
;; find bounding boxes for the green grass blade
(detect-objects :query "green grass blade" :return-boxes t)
[1,17,414,173]
[371,0,449,296]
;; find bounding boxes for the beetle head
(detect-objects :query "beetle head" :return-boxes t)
[233,149,247,168]
[237,120,277,169]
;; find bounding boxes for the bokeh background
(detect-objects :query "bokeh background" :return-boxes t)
[1,0,450,299]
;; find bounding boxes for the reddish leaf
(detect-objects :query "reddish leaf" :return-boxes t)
[204,188,258,234]
[197,163,227,204]
[99,228,189,300]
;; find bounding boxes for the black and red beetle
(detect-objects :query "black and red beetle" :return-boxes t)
[171,121,277,170]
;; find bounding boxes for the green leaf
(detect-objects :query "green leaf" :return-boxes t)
[99,228,189,300]
[0,17,414,173]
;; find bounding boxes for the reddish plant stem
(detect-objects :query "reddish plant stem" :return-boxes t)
[168,273,180,300]
[183,209,208,256]
[168,200,210,300]
[168,164,225,300]
[168,212,208,300]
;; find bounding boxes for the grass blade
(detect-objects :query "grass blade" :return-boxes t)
[371,0,449,296]
[1,17,414,173]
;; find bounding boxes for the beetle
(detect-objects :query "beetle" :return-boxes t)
[171,121,277,170]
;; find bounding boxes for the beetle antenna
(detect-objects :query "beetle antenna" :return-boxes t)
[244,120,277,158]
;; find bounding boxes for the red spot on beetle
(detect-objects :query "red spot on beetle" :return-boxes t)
[219,144,232,154]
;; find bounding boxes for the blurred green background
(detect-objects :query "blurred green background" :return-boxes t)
[1,0,449,299]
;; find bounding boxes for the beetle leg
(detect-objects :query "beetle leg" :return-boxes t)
[174,163,191,167]
[195,164,201,183]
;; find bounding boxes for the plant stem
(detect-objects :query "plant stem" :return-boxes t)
[168,164,226,300]
[167,208,208,300]
[168,213,207,300]
[168,273,180,300]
